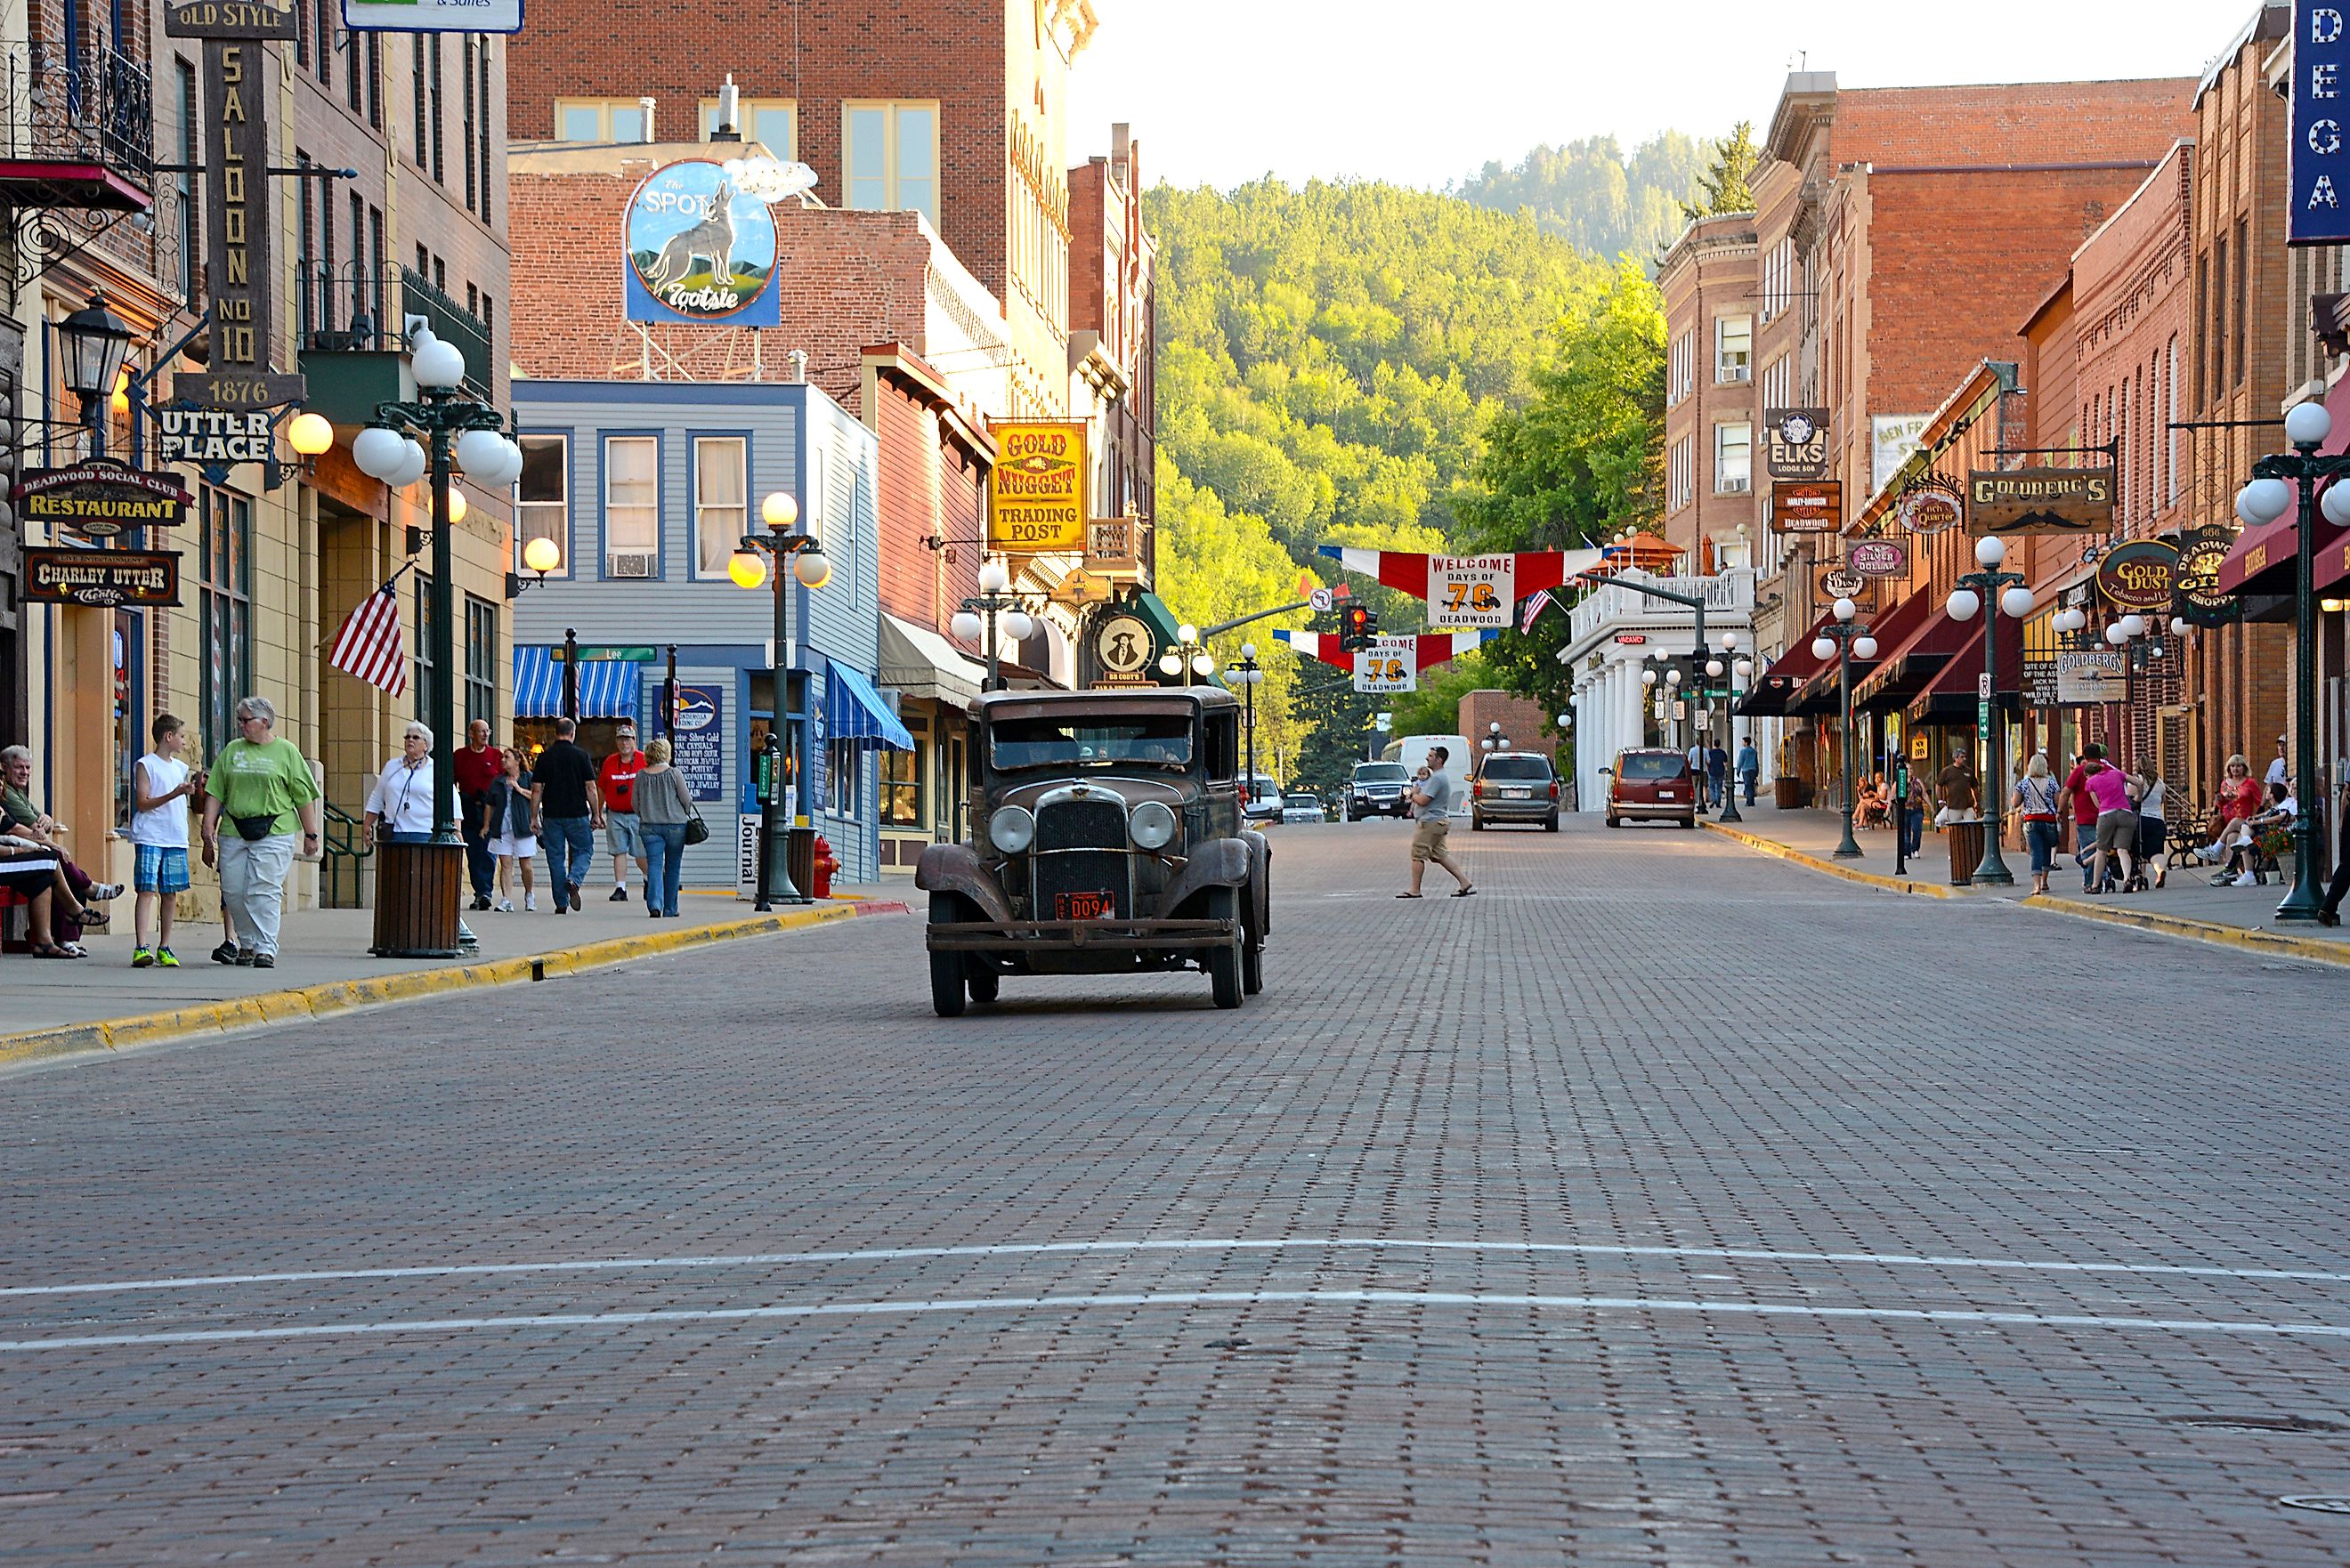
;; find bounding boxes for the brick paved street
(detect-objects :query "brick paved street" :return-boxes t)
[2,817,2346,1565]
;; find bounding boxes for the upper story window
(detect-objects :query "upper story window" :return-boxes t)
[515,434,570,577]
[604,435,659,576]
[556,98,650,143]
[1715,315,1752,383]
[1714,423,1752,493]
[693,436,747,576]
[701,98,795,157]
[1760,238,1795,323]
[1668,330,1694,407]
[844,101,938,228]
[1761,355,1791,415]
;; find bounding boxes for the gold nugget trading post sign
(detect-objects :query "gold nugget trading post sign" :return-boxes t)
[987,421,1087,553]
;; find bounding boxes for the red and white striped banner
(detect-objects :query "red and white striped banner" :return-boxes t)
[327,585,409,697]
[1315,546,1609,602]
[1274,627,1499,671]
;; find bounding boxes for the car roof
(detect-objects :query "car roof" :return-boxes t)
[975,688,1238,720]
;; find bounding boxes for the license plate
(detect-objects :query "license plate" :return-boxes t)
[1658,792,1677,800]
[1056,891,1115,920]
[1503,788,1530,798]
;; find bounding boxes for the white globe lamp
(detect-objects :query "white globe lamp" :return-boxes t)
[1947,588,1981,622]
[2287,399,2334,448]
[2239,477,2293,526]
[352,425,406,481]
[979,560,1011,595]
[412,334,466,391]
[951,610,983,643]
[1974,535,2007,567]
[2001,586,2036,619]
[1002,609,1036,643]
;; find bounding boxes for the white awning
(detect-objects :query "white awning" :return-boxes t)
[879,612,985,711]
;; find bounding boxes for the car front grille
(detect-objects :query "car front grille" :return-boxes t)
[1033,851,1130,919]
[1037,796,1128,852]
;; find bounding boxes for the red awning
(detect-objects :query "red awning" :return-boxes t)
[1736,609,1837,716]
[1904,612,2022,723]
[1850,588,1959,709]
[2216,517,2298,597]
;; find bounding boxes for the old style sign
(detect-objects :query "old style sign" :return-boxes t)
[1771,480,1842,533]
[2173,524,2237,626]
[13,459,192,537]
[2056,650,2127,704]
[24,547,182,607]
[1091,611,1155,685]
[1968,466,2116,536]
[1426,554,1514,629]
[988,421,1087,553]
[1815,562,1871,602]
[1764,408,1830,480]
[164,0,296,39]
[2095,538,2179,610]
[155,407,272,466]
[1897,476,1964,535]
[623,161,781,326]
[1848,538,1908,578]
[1353,635,1418,694]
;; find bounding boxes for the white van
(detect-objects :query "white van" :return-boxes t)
[1382,734,1474,812]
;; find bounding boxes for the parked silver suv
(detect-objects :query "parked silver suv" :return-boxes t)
[1471,753,1560,831]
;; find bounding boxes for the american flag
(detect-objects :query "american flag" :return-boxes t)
[1519,588,1553,634]
[327,585,409,697]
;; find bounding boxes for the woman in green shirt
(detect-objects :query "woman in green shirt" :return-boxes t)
[198,695,321,968]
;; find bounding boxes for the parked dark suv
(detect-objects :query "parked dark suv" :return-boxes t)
[1471,753,1560,830]
[1346,761,1413,820]
[1603,748,1697,828]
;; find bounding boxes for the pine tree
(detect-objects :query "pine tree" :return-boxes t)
[1686,121,1759,219]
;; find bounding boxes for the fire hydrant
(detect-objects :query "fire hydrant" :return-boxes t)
[811,834,838,900]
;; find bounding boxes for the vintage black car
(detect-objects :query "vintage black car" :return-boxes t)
[916,688,1271,1014]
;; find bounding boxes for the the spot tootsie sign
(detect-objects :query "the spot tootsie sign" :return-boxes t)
[623,160,780,326]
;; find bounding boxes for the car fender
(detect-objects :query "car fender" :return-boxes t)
[914,844,1015,925]
[1163,836,1252,916]
[1240,828,1271,938]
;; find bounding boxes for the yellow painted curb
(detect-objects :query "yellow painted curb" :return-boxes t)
[1700,819,1965,899]
[2029,893,2350,968]
[0,900,907,1071]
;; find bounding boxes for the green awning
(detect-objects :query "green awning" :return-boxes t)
[1126,590,1223,688]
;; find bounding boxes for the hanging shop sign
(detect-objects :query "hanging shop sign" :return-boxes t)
[1966,466,2116,536]
[154,407,272,466]
[342,0,523,34]
[2095,538,2179,610]
[1771,479,1842,533]
[1896,474,1965,535]
[24,547,182,607]
[1814,562,1872,604]
[1082,516,1145,578]
[1764,408,1830,480]
[2172,524,2239,626]
[1353,635,1418,694]
[164,0,296,40]
[1426,554,1513,628]
[1847,539,1908,578]
[623,160,782,327]
[2292,0,2350,245]
[670,683,725,803]
[2023,659,2062,707]
[1872,414,1930,492]
[13,459,192,537]
[2055,650,2127,704]
[1049,567,1114,607]
[1091,611,1156,687]
[987,421,1088,553]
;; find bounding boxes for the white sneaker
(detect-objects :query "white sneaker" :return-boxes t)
[2232,872,2257,887]
[524,895,539,911]
[494,898,515,913]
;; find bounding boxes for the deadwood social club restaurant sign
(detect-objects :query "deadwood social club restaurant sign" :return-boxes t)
[167,0,305,411]
[12,459,192,537]
[25,548,182,608]
[1968,467,2116,537]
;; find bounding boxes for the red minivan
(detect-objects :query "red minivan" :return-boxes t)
[1604,748,1697,828]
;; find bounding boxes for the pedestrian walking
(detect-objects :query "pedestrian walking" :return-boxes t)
[632,739,694,918]
[482,745,539,912]
[2063,748,2103,890]
[598,726,648,902]
[1901,772,1929,859]
[2129,758,2168,891]
[1398,747,1473,899]
[531,717,601,913]
[1736,737,1760,805]
[2084,752,2139,894]
[454,719,503,911]
[2315,778,2350,925]
[363,723,436,844]
[1706,743,1729,809]
[1934,748,1980,824]
[128,713,200,966]
[2012,753,2064,896]
[199,695,320,969]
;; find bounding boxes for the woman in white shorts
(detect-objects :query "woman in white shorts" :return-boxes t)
[482,745,539,911]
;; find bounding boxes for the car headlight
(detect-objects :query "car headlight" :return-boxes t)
[988,805,1036,854]
[1130,799,1178,850]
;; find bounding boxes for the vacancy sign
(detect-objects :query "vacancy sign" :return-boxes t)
[1426,554,1514,629]
[2294,2,2350,243]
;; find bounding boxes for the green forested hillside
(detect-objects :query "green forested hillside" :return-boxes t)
[1452,133,1714,262]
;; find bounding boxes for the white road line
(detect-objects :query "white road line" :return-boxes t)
[0,1288,2345,1354]
[4,1236,2346,1298]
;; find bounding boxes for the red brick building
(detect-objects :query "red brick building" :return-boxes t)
[1657,214,1758,576]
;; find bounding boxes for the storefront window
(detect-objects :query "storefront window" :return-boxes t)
[198,486,251,763]
[465,595,498,731]
[879,745,921,826]
[828,737,863,820]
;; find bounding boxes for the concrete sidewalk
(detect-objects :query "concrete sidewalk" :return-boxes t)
[2,884,909,1063]
[1704,808,2350,964]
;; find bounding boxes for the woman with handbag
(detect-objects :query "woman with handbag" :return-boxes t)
[198,695,321,969]
[482,746,539,912]
[2012,753,2064,896]
[631,739,701,918]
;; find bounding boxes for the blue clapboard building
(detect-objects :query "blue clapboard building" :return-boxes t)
[506,376,909,890]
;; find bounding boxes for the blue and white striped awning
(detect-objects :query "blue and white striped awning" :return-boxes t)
[514,646,643,720]
[824,658,914,750]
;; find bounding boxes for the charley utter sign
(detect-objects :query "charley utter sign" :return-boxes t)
[25,548,182,607]
[988,422,1088,553]
[623,161,781,326]
[1967,466,2116,536]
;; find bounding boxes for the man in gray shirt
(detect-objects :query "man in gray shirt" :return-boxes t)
[1400,747,1474,898]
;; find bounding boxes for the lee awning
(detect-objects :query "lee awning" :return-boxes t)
[878,612,985,709]
[514,646,642,719]
[824,659,915,750]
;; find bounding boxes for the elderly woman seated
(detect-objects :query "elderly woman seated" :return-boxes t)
[1,743,118,950]
[0,831,74,957]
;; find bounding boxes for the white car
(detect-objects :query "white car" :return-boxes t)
[1280,794,1325,824]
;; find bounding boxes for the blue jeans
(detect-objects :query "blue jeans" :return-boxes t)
[1739,772,1757,805]
[2025,820,2060,876]
[642,821,687,916]
[1901,806,1924,857]
[543,816,595,907]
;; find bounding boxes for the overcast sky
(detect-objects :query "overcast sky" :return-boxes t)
[1066,1,2249,191]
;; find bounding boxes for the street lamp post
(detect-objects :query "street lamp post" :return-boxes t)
[2232,399,2350,921]
[1945,535,2030,886]
[1810,596,1878,860]
[728,490,831,910]
[1718,633,1750,823]
[1229,643,1264,789]
[1159,623,1214,688]
[950,560,1038,693]
[55,291,134,455]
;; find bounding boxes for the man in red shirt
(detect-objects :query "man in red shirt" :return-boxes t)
[2062,747,2103,892]
[452,719,504,911]
[597,726,648,902]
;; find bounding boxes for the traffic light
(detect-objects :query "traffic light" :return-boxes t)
[1341,604,1378,651]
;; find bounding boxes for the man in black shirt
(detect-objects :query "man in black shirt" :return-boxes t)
[529,717,604,912]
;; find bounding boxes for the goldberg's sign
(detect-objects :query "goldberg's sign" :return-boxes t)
[2095,539,2179,610]
[2294,2,2350,244]
[623,161,780,326]
[987,422,1088,552]
[24,548,182,607]
[1425,554,1513,629]
[155,407,272,465]
[12,460,193,536]
[1968,467,2116,536]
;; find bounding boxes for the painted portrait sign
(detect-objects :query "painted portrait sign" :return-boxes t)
[623,160,781,327]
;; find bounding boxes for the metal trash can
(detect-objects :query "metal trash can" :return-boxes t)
[785,826,818,903]
[1947,820,1986,885]
[371,840,464,957]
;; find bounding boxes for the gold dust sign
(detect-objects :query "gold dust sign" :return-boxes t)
[988,422,1087,553]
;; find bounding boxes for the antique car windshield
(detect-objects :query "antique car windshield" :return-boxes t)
[990,715,1195,771]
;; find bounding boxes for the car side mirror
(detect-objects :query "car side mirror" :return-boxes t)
[1599,767,1614,777]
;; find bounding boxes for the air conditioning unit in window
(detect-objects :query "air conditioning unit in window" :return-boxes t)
[1720,477,1752,494]
[609,552,657,578]
[1721,365,1752,384]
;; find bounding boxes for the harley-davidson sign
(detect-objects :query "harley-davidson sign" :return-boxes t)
[24,547,182,607]
[1969,466,2117,536]
[2095,538,2178,610]
[1771,480,1842,533]
[12,459,193,537]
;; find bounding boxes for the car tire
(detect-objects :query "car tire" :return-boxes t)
[1242,937,1263,996]
[1544,813,1560,832]
[1471,814,1485,831]
[966,965,999,1004]
[1205,886,1243,1010]
[928,893,971,1018]
[1605,814,1621,828]
[1678,815,1696,828]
